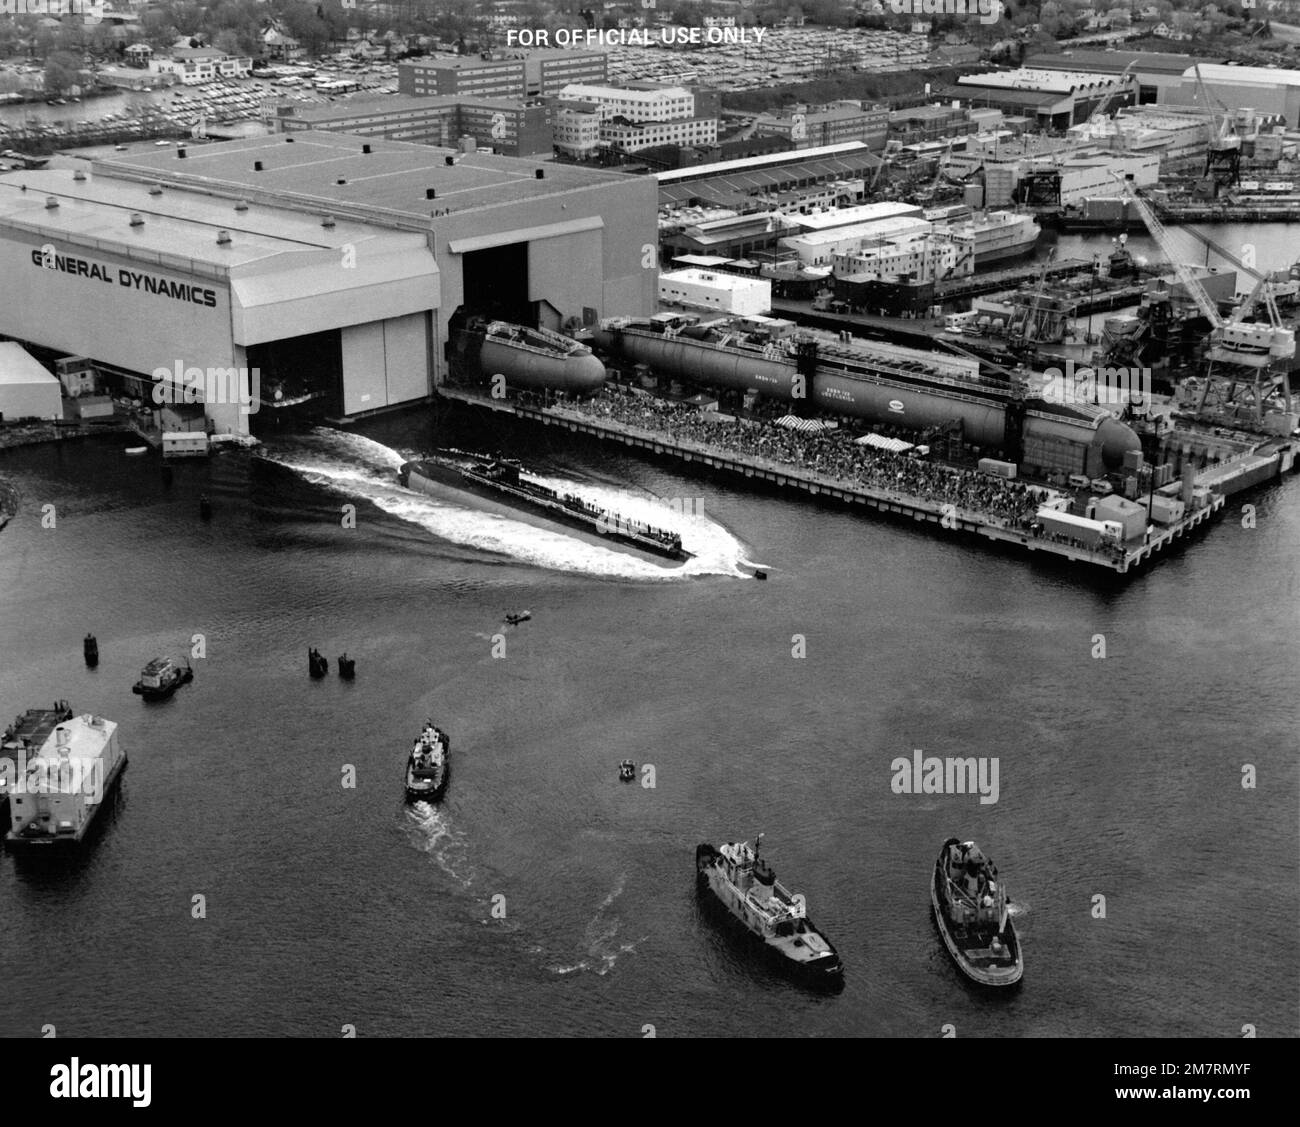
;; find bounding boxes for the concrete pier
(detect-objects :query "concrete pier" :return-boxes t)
[437,388,1225,575]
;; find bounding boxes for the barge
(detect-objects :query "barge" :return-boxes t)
[399,454,689,561]
[4,713,126,852]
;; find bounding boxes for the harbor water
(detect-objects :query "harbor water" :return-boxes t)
[1,400,1296,1037]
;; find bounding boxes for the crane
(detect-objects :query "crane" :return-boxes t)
[1113,172,1294,428]
[1085,61,1136,142]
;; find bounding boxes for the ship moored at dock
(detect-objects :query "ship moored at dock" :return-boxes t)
[4,713,126,852]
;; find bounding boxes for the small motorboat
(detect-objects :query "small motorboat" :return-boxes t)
[931,837,1023,987]
[83,633,99,667]
[504,611,532,626]
[125,446,148,456]
[754,570,768,581]
[337,654,356,680]
[308,648,328,679]
[618,759,636,782]
[132,656,193,701]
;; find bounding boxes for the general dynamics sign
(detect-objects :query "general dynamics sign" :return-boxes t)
[31,246,219,308]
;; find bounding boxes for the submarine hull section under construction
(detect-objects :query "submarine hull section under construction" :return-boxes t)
[592,321,1140,475]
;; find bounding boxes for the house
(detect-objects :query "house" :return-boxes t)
[124,43,153,69]
[262,29,303,61]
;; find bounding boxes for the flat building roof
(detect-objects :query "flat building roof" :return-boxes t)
[94,132,635,224]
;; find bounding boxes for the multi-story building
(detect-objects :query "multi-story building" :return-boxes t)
[557,84,696,123]
[554,106,602,159]
[399,49,607,100]
[151,46,252,85]
[279,94,555,159]
[753,102,889,153]
[600,117,719,154]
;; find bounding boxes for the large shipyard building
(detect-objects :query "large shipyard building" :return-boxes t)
[0,132,657,434]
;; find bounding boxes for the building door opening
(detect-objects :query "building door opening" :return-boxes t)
[462,241,531,326]
[245,328,342,427]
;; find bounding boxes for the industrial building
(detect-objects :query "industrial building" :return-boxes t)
[753,102,889,152]
[955,70,1137,131]
[0,132,657,436]
[277,94,556,159]
[398,50,608,99]
[658,268,772,317]
[779,215,932,268]
[0,341,62,421]
[656,143,883,210]
[1025,51,1207,106]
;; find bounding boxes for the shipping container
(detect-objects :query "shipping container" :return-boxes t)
[978,457,1017,479]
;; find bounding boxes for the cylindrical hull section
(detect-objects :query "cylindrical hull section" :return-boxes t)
[594,328,1141,471]
[479,339,606,394]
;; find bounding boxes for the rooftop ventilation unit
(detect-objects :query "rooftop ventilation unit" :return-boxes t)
[535,169,544,179]
[337,178,347,185]
[177,147,186,159]
[45,196,58,209]
[130,213,144,227]
[321,214,335,228]
[72,170,86,181]
[216,230,231,245]
[235,199,248,211]
[254,160,264,171]
[362,143,372,154]
[426,188,436,199]
[149,184,163,196]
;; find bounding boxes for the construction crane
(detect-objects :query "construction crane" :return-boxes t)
[1192,64,1241,190]
[1012,247,1059,347]
[1113,172,1294,428]
[1085,61,1136,143]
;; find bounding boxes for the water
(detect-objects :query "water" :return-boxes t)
[2,402,1296,1038]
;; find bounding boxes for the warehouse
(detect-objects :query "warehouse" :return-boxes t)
[0,341,62,421]
[0,132,657,436]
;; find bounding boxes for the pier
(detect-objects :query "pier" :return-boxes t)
[436,388,1224,575]
[934,258,1092,302]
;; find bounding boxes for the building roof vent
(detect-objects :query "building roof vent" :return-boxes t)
[285,136,295,143]
[216,230,231,245]
[425,188,436,200]
[337,178,347,186]
[72,170,86,182]
[177,147,186,159]
[129,212,144,227]
[321,214,335,228]
[45,196,58,209]
[148,183,163,196]
[444,154,456,166]
[362,143,372,154]
[254,160,264,171]
[535,169,545,179]
[235,199,248,212]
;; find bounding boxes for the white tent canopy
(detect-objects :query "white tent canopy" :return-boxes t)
[854,432,914,454]
[774,414,836,433]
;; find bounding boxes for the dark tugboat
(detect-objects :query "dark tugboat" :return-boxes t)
[695,835,843,988]
[932,837,1023,986]
[131,657,193,702]
[83,633,99,667]
[399,455,690,561]
[337,654,356,680]
[308,648,328,678]
[618,759,636,781]
[405,720,449,803]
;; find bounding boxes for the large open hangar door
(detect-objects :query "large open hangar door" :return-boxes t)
[245,329,342,425]
[462,242,532,326]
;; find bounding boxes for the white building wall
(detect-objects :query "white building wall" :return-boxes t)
[659,270,771,317]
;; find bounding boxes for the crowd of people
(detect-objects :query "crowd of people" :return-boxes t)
[560,387,1044,530]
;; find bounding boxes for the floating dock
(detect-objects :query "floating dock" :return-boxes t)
[436,388,1224,575]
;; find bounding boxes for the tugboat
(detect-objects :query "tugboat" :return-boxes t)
[405,720,450,803]
[337,654,356,680]
[695,835,843,987]
[399,454,690,562]
[931,837,1023,986]
[131,657,193,702]
[83,633,99,667]
[618,759,636,781]
[308,648,328,678]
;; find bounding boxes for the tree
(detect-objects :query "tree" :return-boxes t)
[44,50,80,97]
